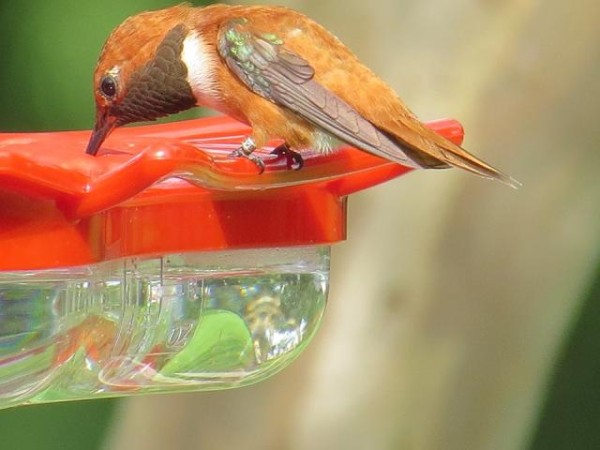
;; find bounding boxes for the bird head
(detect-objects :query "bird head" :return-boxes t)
[86,6,198,155]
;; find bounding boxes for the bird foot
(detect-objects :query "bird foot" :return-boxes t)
[229,137,265,174]
[271,144,304,170]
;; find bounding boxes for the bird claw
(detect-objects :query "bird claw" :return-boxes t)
[229,148,266,174]
[229,137,265,174]
[271,144,304,170]
[229,139,303,174]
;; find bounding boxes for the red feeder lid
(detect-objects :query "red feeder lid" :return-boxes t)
[0,116,463,271]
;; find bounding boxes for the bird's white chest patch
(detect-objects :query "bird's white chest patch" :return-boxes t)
[181,32,221,110]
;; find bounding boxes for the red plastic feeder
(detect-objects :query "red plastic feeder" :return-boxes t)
[0,115,463,408]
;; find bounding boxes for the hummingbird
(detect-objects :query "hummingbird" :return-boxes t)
[86,3,518,187]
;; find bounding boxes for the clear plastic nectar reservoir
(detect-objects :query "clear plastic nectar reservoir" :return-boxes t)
[0,246,329,407]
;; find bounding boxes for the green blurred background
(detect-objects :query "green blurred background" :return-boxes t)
[1,0,599,449]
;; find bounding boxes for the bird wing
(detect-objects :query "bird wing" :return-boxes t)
[216,18,420,168]
[217,16,519,187]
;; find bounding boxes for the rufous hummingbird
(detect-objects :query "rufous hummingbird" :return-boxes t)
[86,4,518,187]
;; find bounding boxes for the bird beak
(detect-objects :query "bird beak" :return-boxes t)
[86,110,118,156]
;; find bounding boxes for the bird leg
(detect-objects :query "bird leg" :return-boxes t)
[229,137,266,173]
[271,143,304,170]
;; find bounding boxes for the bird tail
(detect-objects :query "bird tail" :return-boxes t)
[404,140,521,189]
[379,124,521,189]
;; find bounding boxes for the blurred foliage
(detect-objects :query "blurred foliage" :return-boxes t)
[0,0,207,132]
[529,255,600,450]
[0,400,115,450]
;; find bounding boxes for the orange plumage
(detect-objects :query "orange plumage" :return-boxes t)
[87,4,518,187]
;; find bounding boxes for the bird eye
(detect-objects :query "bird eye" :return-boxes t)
[100,75,117,99]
